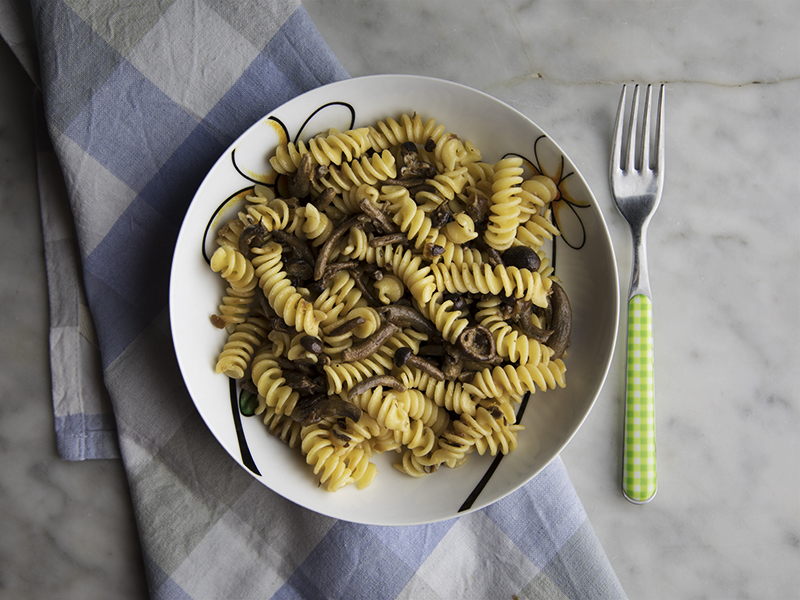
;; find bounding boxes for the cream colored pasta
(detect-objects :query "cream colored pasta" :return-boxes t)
[208,112,569,491]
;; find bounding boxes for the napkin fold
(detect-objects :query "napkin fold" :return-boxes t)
[3,0,627,597]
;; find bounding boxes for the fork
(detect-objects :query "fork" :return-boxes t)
[610,84,665,504]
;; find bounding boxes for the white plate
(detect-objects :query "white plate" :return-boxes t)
[169,75,619,526]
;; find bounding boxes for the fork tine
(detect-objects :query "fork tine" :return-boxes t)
[611,84,627,174]
[625,84,640,171]
[640,84,653,171]
[654,84,665,173]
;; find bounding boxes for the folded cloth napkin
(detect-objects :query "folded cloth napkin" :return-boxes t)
[3,0,628,597]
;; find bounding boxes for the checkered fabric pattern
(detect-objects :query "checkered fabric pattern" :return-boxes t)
[622,294,657,502]
[2,1,628,597]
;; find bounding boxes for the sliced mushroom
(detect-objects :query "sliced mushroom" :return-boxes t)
[393,347,445,381]
[340,321,398,362]
[502,246,541,272]
[238,220,269,260]
[377,305,438,337]
[441,345,464,381]
[464,189,490,224]
[314,214,369,280]
[501,298,552,343]
[282,371,326,394]
[345,268,380,306]
[271,229,315,266]
[545,281,572,359]
[347,375,406,400]
[369,232,410,248]
[299,335,324,355]
[313,187,336,211]
[457,325,497,363]
[328,316,366,337]
[290,393,362,426]
[358,197,397,234]
[288,153,313,199]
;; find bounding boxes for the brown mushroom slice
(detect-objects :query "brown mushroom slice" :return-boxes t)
[288,153,314,199]
[377,305,438,337]
[441,346,464,382]
[502,246,541,272]
[545,281,572,359]
[464,189,490,224]
[328,316,366,337]
[344,268,380,307]
[282,371,326,394]
[271,229,316,266]
[291,393,362,426]
[313,187,336,211]
[457,325,497,363]
[347,375,406,400]
[340,321,398,362]
[314,214,369,280]
[358,197,397,234]
[369,232,410,248]
[238,220,269,260]
[393,347,445,382]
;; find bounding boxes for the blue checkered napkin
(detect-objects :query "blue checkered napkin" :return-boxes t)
[6,0,627,597]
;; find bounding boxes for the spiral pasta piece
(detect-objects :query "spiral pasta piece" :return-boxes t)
[251,242,325,336]
[382,186,440,249]
[312,270,367,327]
[358,243,436,305]
[306,128,373,167]
[368,113,444,149]
[300,204,334,247]
[476,300,549,366]
[429,262,551,307]
[430,405,522,467]
[427,232,486,267]
[464,359,567,399]
[250,347,300,416]
[269,128,372,175]
[514,209,561,249]
[215,315,270,379]
[392,419,437,457]
[485,156,524,251]
[388,388,448,432]
[415,291,470,345]
[323,358,387,394]
[300,423,353,491]
[262,406,303,448]
[242,197,294,232]
[210,246,256,290]
[397,366,479,417]
[320,149,396,193]
[349,387,410,432]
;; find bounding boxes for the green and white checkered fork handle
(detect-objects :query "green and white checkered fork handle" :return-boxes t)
[610,84,665,503]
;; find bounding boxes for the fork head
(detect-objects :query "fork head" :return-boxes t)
[610,84,665,223]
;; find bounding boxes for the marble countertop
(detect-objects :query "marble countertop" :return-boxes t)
[1,1,798,598]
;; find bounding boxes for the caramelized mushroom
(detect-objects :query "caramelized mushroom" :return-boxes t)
[502,246,541,272]
[341,321,398,362]
[238,220,269,260]
[545,282,572,359]
[291,393,362,426]
[393,347,445,381]
[347,374,407,400]
[288,153,313,199]
[358,197,397,234]
[314,214,369,280]
[377,305,438,336]
[457,325,497,363]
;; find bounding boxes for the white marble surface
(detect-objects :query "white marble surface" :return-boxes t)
[1,1,798,598]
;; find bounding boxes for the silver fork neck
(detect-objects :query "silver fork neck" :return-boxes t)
[628,223,652,300]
